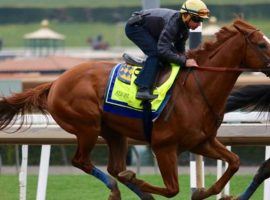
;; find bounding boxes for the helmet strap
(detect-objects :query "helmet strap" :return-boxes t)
[182,13,192,26]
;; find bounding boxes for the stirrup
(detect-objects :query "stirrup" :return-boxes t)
[136,89,158,100]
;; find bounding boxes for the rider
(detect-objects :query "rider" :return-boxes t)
[125,0,210,100]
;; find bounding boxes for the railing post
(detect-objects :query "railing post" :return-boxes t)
[224,146,231,195]
[217,159,223,199]
[264,146,270,200]
[216,148,231,199]
[189,23,205,196]
[36,145,51,200]
[190,153,197,193]
[195,155,205,188]
[19,145,28,200]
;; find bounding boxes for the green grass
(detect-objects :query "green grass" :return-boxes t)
[249,19,270,33]
[0,19,270,48]
[0,174,263,200]
[0,0,269,8]
[0,22,132,47]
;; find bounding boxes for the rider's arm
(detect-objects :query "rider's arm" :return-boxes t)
[174,31,189,53]
[157,13,187,67]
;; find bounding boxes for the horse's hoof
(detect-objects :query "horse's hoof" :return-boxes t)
[108,190,121,200]
[191,188,206,200]
[118,170,136,182]
[141,193,155,200]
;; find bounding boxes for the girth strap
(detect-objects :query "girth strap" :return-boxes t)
[192,70,223,127]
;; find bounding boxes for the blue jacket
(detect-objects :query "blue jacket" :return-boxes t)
[129,8,189,66]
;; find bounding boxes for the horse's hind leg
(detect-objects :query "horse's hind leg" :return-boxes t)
[237,158,270,200]
[71,127,121,200]
[118,144,180,198]
[104,131,154,200]
[191,138,240,200]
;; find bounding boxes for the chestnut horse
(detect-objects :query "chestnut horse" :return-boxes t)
[225,85,270,200]
[1,19,270,200]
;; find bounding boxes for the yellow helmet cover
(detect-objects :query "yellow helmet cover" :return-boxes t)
[180,0,210,18]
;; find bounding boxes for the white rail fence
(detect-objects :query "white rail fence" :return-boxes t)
[0,112,270,200]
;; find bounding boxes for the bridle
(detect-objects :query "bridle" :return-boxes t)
[165,28,270,125]
[187,28,270,73]
[186,29,270,126]
[244,29,270,70]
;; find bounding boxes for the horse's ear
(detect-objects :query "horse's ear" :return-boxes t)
[233,23,245,35]
[233,13,244,20]
[232,19,247,33]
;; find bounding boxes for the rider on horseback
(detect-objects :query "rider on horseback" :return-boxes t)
[125,0,210,100]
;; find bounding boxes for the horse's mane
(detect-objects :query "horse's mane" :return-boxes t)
[187,19,257,60]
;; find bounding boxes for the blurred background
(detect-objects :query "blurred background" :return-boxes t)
[0,0,269,175]
[0,0,269,55]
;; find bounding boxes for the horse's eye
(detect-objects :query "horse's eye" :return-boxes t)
[258,43,267,49]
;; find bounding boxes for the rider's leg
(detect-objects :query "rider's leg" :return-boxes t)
[125,23,159,100]
[135,56,159,100]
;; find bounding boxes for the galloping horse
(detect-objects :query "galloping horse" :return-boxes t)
[225,85,270,200]
[1,19,270,200]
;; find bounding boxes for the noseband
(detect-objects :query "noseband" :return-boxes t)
[244,29,270,69]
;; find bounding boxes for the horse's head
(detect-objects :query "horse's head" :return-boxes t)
[233,20,270,76]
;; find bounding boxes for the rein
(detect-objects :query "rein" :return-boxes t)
[186,65,270,72]
[164,27,270,124]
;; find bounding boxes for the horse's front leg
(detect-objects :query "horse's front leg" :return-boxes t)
[119,144,180,198]
[191,137,240,200]
[104,131,154,200]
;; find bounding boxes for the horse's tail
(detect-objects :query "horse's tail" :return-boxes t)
[0,82,52,131]
[225,85,270,113]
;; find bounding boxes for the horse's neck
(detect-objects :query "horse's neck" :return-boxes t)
[187,33,245,112]
[205,35,245,110]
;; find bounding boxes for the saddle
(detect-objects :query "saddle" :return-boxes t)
[122,53,144,67]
